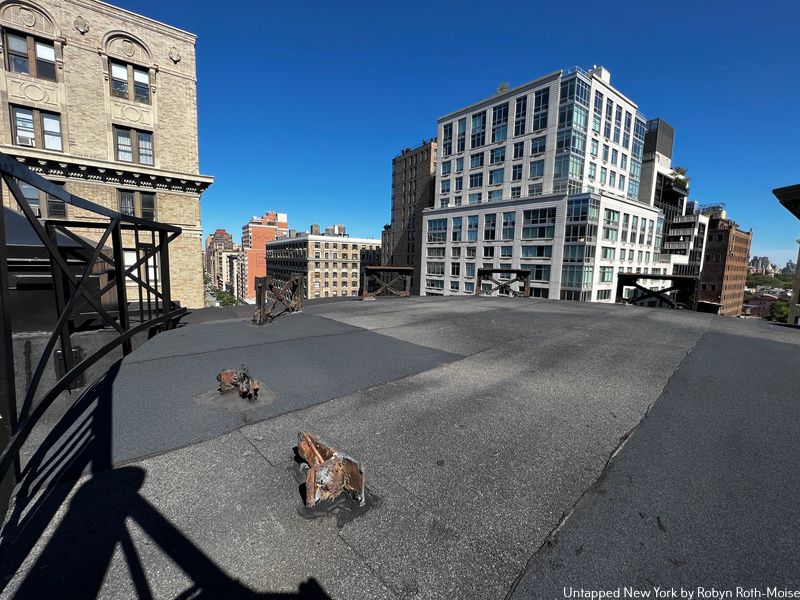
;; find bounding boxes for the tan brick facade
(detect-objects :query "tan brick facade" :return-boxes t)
[265,235,382,299]
[0,0,212,307]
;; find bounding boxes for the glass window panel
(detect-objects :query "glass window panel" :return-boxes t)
[18,181,40,215]
[47,193,66,218]
[36,58,56,80]
[111,63,128,97]
[119,191,135,215]
[41,113,62,151]
[41,113,60,134]
[8,33,28,54]
[35,42,55,62]
[116,129,133,161]
[111,63,128,79]
[140,193,155,220]
[138,131,154,165]
[14,108,35,144]
[133,69,149,84]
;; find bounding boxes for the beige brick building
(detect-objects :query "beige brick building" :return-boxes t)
[265,234,381,299]
[0,0,212,307]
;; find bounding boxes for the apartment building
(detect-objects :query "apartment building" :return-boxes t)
[773,184,800,325]
[265,234,381,299]
[210,244,239,292]
[205,228,233,271]
[421,66,667,301]
[0,0,213,307]
[238,211,288,303]
[698,208,752,316]
[387,140,436,294]
[639,119,707,278]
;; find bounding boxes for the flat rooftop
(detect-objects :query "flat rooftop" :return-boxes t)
[2,297,799,598]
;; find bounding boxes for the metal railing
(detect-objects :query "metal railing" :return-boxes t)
[0,151,186,520]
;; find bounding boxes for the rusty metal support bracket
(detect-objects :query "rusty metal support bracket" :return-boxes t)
[297,432,365,507]
[475,268,531,297]
[217,366,260,401]
[360,266,414,300]
[253,273,304,325]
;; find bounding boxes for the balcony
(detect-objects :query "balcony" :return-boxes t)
[666,228,695,237]
[663,241,691,250]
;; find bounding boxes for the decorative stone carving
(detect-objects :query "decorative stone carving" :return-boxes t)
[122,105,142,122]
[106,35,149,63]
[18,7,36,27]
[111,100,153,126]
[74,16,89,34]
[169,47,181,63]
[1,3,55,35]
[22,83,46,102]
[8,78,58,106]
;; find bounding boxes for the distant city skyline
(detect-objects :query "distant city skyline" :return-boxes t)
[115,0,800,264]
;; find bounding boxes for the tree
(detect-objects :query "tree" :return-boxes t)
[213,288,238,306]
[747,273,785,289]
[768,299,789,323]
[775,273,795,289]
[495,81,509,95]
[671,166,690,190]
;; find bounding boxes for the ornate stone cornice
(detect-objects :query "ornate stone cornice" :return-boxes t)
[2,148,213,194]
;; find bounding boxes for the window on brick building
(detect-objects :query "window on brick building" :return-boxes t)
[118,189,156,220]
[110,61,150,103]
[11,106,62,151]
[15,180,66,218]
[5,31,56,81]
[114,127,154,165]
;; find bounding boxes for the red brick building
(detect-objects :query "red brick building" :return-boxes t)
[238,212,288,302]
[699,212,752,316]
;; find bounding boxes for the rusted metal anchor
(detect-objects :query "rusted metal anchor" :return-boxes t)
[297,432,365,508]
[216,366,260,401]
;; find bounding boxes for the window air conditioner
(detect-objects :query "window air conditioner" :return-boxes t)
[16,136,35,146]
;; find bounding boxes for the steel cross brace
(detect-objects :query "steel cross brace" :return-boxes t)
[371,273,410,297]
[254,274,304,325]
[482,275,528,297]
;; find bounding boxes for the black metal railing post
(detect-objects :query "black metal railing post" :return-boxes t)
[46,222,75,382]
[111,220,132,355]
[158,230,171,322]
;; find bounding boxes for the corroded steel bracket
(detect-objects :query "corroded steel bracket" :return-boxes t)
[360,266,414,300]
[217,366,260,401]
[253,273,304,325]
[475,268,531,297]
[297,432,365,507]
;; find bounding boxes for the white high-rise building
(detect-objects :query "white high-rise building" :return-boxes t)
[421,66,670,301]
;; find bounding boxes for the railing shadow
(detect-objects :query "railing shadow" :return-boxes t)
[0,360,330,599]
[0,359,121,594]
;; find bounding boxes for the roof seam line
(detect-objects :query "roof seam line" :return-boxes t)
[501,317,712,600]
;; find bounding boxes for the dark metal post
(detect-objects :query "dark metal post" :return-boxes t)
[46,222,74,380]
[111,221,132,354]
[474,271,482,295]
[158,230,172,323]
[361,269,368,300]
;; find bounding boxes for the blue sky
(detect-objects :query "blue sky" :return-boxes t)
[116,0,800,265]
